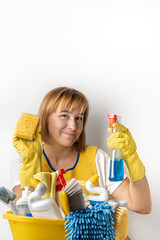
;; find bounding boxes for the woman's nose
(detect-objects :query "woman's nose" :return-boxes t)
[68,118,76,130]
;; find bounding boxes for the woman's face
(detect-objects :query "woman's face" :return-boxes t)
[47,104,84,148]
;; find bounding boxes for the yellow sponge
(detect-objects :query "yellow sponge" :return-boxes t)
[15,113,39,140]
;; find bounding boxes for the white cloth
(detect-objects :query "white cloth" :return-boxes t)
[11,148,127,196]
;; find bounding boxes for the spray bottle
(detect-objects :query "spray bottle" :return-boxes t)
[107,114,124,181]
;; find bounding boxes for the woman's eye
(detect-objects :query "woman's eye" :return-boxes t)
[61,114,68,118]
[76,116,83,121]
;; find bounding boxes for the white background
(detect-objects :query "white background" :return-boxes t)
[0,0,160,239]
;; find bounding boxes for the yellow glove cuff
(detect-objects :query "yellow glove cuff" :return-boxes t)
[124,152,145,182]
[20,156,41,189]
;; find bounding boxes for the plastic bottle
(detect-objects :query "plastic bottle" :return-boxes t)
[16,187,32,216]
[27,182,63,219]
[107,114,124,181]
[86,175,108,206]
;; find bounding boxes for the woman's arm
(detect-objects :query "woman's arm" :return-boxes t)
[107,123,152,213]
[112,176,152,214]
[12,185,23,205]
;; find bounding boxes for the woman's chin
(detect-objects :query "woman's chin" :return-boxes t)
[59,140,76,148]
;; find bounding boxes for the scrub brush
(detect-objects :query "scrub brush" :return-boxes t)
[60,189,91,217]
[108,199,129,239]
[60,178,86,214]
[114,206,129,240]
[0,186,18,215]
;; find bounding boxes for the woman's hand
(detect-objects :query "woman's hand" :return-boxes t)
[107,123,145,182]
[107,123,137,158]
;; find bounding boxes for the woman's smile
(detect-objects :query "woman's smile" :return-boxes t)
[61,132,75,137]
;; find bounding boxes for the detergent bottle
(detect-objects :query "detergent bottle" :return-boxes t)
[27,182,63,219]
[16,186,32,216]
[107,114,124,181]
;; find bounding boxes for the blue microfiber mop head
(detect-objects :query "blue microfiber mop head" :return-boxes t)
[65,202,116,240]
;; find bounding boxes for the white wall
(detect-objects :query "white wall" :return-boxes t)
[0,0,160,239]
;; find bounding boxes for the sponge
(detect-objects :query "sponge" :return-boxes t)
[15,113,39,140]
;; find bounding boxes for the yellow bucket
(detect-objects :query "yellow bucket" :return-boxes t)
[3,211,66,240]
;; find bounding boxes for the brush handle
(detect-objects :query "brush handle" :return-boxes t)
[60,190,70,216]
[8,201,18,215]
[108,199,128,210]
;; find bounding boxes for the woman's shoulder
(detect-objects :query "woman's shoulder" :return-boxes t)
[85,145,108,153]
[84,145,109,158]
[96,147,109,159]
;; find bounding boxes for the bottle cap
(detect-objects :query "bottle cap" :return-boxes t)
[16,187,31,205]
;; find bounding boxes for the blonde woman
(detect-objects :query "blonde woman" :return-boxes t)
[12,87,151,240]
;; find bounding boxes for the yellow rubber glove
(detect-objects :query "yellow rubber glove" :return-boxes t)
[107,123,145,182]
[13,124,42,188]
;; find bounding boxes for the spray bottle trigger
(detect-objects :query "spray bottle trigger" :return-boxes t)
[107,114,117,128]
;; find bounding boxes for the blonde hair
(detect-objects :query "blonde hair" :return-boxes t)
[38,87,89,152]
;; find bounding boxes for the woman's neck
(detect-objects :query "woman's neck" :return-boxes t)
[43,143,78,170]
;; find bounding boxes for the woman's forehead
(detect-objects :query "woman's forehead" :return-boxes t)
[56,102,85,114]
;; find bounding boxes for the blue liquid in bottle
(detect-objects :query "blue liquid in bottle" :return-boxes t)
[109,158,124,181]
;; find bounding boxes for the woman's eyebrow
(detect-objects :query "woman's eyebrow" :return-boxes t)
[61,110,71,113]
[61,110,84,115]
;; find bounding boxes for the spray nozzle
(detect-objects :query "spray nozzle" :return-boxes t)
[107,114,117,128]
[22,186,32,197]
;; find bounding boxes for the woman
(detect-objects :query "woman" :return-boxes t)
[12,87,151,239]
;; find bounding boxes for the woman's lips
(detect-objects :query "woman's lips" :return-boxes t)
[62,132,75,137]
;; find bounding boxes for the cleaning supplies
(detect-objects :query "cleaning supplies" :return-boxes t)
[65,201,116,240]
[113,206,129,240]
[86,175,108,205]
[55,169,67,218]
[0,186,18,215]
[59,190,71,217]
[16,187,32,216]
[108,199,128,210]
[28,182,63,219]
[33,171,58,199]
[60,184,92,217]
[85,174,129,239]
[62,178,86,213]
[107,122,145,182]
[108,198,129,239]
[107,114,124,181]
[107,199,129,239]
